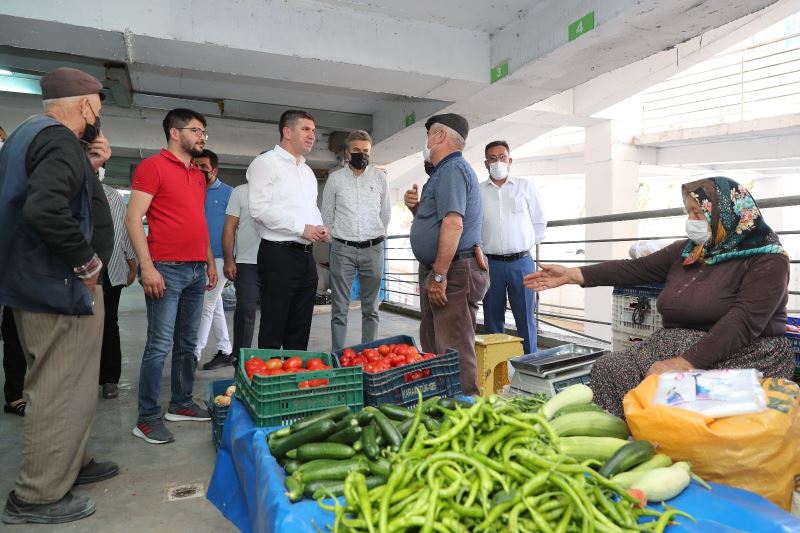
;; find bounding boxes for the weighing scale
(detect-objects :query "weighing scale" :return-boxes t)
[508,344,608,397]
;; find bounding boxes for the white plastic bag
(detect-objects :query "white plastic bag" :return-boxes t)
[628,240,668,259]
[653,369,766,418]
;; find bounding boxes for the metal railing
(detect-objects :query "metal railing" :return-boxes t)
[381,194,800,344]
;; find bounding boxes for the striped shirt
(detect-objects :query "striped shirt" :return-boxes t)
[103,185,136,287]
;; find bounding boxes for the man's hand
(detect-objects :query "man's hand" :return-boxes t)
[302,224,325,242]
[223,259,237,281]
[81,271,100,293]
[426,272,448,308]
[646,357,693,377]
[318,225,331,243]
[126,259,137,287]
[523,263,583,292]
[87,132,111,172]
[404,184,419,212]
[207,262,218,291]
[141,265,165,298]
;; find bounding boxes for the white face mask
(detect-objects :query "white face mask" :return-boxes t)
[422,141,432,163]
[98,167,106,182]
[686,219,711,245]
[489,161,509,180]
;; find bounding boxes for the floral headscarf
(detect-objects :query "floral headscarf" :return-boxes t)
[680,177,786,266]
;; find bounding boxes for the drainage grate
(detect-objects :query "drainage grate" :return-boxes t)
[164,482,206,502]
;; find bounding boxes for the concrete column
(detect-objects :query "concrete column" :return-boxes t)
[582,121,640,341]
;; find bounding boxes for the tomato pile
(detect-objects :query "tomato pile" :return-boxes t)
[244,356,332,389]
[339,343,438,380]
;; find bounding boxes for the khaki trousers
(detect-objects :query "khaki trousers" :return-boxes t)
[419,257,489,396]
[12,286,104,503]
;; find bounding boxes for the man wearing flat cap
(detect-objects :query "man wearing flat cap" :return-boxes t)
[0,67,118,525]
[404,113,489,396]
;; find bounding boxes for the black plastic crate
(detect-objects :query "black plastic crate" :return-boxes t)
[362,348,461,407]
[209,379,235,449]
[331,335,421,365]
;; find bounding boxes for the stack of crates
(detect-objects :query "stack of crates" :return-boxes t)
[611,285,664,352]
[208,379,234,449]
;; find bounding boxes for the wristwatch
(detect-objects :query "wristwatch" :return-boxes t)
[432,272,445,283]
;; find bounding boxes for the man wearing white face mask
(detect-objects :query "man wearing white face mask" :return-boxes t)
[480,141,547,354]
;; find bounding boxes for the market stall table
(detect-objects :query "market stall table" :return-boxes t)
[208,398,800,533]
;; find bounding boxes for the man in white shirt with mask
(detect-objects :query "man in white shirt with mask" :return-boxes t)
[480,140,547,354]
[247,109,330,350]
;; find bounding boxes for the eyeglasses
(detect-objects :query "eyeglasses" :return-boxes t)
[486,154,509,163]
[176,127,209,140]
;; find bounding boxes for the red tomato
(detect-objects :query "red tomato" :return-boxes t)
[244,358,266,374]
[422,353,436,360]
[377,344,390,356]
[366,352,381,363]
[298,381,310,389]
[394,346,408,357]
[265,358,283,370]
[308,378,329,388]
[421,368,431,377]
[293,367,309,373]
[376,361,391,372]
[343,348,356,358]
[353,357,365,367]
[305,357,325,370]
[254,368,271,377]
[282,356,303,371]
[268,368,286,375]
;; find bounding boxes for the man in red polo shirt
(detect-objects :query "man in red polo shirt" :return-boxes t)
[125,108,218,444]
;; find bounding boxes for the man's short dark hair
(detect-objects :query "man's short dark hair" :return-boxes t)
[197,149,218,169]
[485,140,510,157]
[163,108,207,141]
[279,109,315,140]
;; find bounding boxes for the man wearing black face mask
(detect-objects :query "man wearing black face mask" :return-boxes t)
[321,130,391,351]
[0,67,117,524]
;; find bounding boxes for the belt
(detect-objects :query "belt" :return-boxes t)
[423,250,474,270]
[265,240,314,253]
[334,236,385,248]
[486,250,530,262]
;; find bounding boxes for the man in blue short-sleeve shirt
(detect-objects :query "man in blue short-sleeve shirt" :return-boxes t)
[405,114,489,395]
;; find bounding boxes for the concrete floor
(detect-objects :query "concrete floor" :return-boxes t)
[0,283,422,532]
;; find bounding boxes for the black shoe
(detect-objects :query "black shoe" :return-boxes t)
[202,351,233,370]
[2,490,95,524]
[74,459,119,486]
[101,383,118,399]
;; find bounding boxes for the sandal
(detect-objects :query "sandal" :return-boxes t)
[3,401,26,417]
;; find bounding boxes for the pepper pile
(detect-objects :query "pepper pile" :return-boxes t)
[321,392,693,532]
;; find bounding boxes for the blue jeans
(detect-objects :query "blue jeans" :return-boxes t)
[483,255,537,354]
[137,261,206,421]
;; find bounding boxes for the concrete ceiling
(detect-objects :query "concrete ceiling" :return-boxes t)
[0,0,783,177]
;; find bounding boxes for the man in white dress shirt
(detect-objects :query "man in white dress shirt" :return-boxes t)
[246,110,330,350]
[321,130,391,352]
[480,140,547,354]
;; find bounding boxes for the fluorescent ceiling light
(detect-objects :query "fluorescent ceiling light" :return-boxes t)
[0,69,12,76]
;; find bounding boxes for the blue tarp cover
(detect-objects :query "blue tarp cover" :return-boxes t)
[208,399,800,533]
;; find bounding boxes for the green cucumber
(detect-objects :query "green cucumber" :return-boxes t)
[552,403,604,419]
[542,384,593,420]
[421,395,442,416]
[355,411,374,426]
[293,457,368,483]
[559,436,630,463]
[326,425,363,445]
[269,419,336,457]
[283,460,302,475]
[290,406,350,434]
[422,415,441,432]
[295,442,355,461]
[396,417,414,436]
[332,414,359,433]
[284,475,304,502]
[352,439,363,452]
[599,440,655,478]
[437,397,470,410]
[549,411,630,440]
[630,462,692,502]
[295,458,342,473]
[629,453,672,473]
[378,404,414,421]
[368,457,391,478]
[306,476,387,500]
[362,423,380,460]
[366,407,402,449]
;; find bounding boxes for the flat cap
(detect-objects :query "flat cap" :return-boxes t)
[40,67,104,101]
[425,113,469,140]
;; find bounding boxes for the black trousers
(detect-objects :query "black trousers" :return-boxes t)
[2,307,27,404]
[232,263,261,362]
[257,240,318,350]
[99,271,124,384]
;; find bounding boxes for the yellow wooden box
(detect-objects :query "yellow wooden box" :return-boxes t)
[475,333,524,397]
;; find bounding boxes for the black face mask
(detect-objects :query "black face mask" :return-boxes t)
[424,162,435,176]
[200,169,211,182]
[81,108,101,144]
[349,152,368,170]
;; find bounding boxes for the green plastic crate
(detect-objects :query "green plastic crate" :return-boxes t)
[235,348,363,427]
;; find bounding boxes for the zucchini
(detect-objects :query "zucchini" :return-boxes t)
[396,417,414,436]
[362,423,380,460]
[552,403,604,419]
[630,462,692,502]
[295,442,355,462]
[269,419,336,457]
[305,476,387,500]
[332,415,360,433]
[542,384,593,420]
[295,458,342,473]
[437,397,470,410]
[352,439,363,452]
[559,436,630,463]
[421,395,442,416]
[355,411,374,426]
[549,411,630,440]
[629,453,672,473]
[284,475,304,502]
[610,470,647,489]
[326,425,363,445]
[422,416,441,432]
[368,457,391,478]
[366,407,402,449]
[293,457,368,483]
[378,404,414,421]
[290,406,350,434]
[283,460,302,475]
[599,440,655,478]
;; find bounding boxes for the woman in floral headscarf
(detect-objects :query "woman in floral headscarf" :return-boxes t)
[524,177,793,417]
